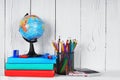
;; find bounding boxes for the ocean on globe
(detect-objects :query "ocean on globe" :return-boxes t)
[19,15,45,41]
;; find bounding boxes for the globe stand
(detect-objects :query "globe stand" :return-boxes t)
[23,37,42,57]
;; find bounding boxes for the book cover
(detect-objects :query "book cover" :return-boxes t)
[5,70,55,77]
[6,63,54,70]
[7,57,56,64]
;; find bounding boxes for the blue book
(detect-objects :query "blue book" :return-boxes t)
[7,57,56,64]
[6,63,54,70]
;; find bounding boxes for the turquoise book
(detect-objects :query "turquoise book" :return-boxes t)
[7,57,56,64]
[6,63,54,70]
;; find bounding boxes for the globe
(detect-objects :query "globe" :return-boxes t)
[19,14,45,57]
[19,15,45,41]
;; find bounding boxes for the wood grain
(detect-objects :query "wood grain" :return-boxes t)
[5,0,30,57]
[56,0,81,68]
[0,0,5,75]
[32,0,55,55]
[3,0,120,74]
[106,0,120,71]
[81,0,106,71]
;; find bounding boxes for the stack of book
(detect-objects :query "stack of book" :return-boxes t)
[5,54,57,77]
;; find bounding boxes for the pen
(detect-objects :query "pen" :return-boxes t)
[58,36,61,53]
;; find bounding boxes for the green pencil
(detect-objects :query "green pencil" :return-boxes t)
[60,58,68,73]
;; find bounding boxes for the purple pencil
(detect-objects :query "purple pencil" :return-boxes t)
[63,43,66,53]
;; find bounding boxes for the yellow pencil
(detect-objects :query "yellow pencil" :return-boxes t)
[52,42,58,52]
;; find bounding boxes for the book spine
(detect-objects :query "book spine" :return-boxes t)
[6,63,53,70]
[5,70,55,77]
[7,58,56,64]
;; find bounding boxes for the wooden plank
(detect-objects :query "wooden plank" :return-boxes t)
[5,0,30,57]
[32,0,55,54]
[81,0,105,71]
[56,0,81,68]
[106,0,120,71]
[0,0,4,75]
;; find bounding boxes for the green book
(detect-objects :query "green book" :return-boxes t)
[6,63,54,70]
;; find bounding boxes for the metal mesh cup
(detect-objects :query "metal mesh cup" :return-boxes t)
[56,52,74,75]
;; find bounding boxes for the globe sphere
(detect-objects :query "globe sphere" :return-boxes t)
[19,15,45,41]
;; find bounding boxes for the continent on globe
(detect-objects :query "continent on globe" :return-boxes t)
[19,15,45,41]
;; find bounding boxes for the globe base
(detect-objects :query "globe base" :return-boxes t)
[24,37,42,57]
[27,51,41,57]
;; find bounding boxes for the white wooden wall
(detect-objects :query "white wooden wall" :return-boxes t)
[81,0,106,71]
[56,0,81,69]
[0,0,120,75]
[106,0,120,71]
[0,0,5,75]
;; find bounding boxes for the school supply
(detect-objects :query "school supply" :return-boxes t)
[52,37,77,75]
[5,53,57,77]
[5,70,54,77]
[6,63,54,70]
[7,57,56,64]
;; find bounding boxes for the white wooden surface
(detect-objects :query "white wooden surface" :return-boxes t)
[81,0,105,71]
[0,0,120,76]
[1,71,120,80]
[0,0,4,75]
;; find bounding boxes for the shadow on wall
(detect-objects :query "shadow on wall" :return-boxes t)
[37,21,53,54]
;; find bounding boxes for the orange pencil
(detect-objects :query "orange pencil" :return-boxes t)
[61,41,64,53]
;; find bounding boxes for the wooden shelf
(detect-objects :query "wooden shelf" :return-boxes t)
[1,71,120,80]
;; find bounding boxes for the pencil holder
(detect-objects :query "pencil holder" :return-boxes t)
[56,52,68,75]
[56,52,74,75]
[68,52,74,72]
